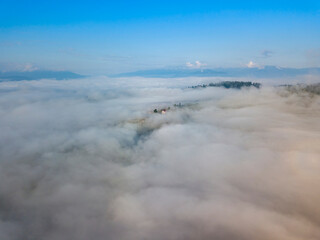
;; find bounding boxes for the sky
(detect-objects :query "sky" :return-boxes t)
[1,0,320,74]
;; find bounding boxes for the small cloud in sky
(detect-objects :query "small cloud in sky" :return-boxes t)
[186,61,207,69]
[261,50,273,58]
[23,63,38,72]
[246,61,264,69]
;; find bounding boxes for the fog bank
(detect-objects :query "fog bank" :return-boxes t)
[0,77,319,240]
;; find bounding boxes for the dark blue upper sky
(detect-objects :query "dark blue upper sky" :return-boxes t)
[1,0,320,74]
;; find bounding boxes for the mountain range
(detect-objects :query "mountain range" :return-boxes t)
[112,66,320,78]
[0,70,85,81]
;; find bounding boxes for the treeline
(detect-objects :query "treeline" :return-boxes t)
[189,81,261,89]
[281,83,320,95]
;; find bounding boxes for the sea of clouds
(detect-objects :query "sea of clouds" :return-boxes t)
[0,76,319,240]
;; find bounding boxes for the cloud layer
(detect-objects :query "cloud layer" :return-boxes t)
[0,77,319,240]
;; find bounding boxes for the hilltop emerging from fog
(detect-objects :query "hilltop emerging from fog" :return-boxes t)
[189,81,261,89]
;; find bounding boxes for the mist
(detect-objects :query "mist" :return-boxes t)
[0,77,319,240]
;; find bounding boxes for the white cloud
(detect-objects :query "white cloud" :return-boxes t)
[246,61,264,69]
[186,61,207,69]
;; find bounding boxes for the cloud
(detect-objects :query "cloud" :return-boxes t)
[246,61,264,69]
[22,63,39,72]
[186,61,207,68]
[0,77,319,240]
[0,62,39,72]
[261,50,273,58]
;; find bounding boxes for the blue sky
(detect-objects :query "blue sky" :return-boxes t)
[1,0,320,74]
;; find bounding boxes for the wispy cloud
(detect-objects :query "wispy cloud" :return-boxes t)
[0,62,39,72]
[261,50,273,58]
[22,63,38,72]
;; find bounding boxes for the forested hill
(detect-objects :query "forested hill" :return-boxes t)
[189,81,261,89]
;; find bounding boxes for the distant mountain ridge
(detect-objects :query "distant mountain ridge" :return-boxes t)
[0,70,85,81]
[112,66,320,78]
